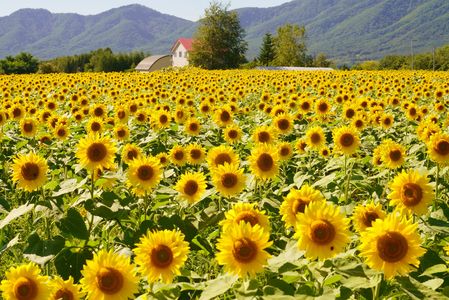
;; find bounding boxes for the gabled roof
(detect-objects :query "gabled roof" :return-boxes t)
[171,38,194,52]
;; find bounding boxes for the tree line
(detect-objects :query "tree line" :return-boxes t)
[0,48,146,74]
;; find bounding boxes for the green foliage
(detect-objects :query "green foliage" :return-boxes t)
[258,33,275,66]
[313,53,333,68]
[352,61,380,71]
[272,24,307,67]
[0,52,38,74]
[189,2,247,70]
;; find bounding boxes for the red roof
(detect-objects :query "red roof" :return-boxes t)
[171,38,194,52]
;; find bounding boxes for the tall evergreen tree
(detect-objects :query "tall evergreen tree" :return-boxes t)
[189,2,247,70]
[258,33,275,66]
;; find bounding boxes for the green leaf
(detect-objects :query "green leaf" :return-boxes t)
[54,247,93,282]
[423,278,444,290]
[53,178,88,197]
[267,278,295,295]
[0,196,10,211]
[397,276,445,299]
[0,203,34,229]
[57,208,89,240]
[324,274,342,286]
[420,264,447,277]
[0,234,20,254]
[24,233,65,256]
[199,274,238,300]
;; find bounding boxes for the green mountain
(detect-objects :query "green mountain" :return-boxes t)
[1,1,449,63]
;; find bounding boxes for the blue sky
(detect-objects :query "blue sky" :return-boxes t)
[1,1,289,20]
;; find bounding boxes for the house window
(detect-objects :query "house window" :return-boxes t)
[179,51,182,57]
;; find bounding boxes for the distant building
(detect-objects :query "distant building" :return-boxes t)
[135,38,194,72]
[134,55,172,72]
[171,38,193,67]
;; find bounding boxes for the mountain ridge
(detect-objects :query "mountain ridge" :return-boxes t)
[1,1,448,63]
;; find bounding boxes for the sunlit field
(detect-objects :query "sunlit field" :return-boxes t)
[1,69,449,299]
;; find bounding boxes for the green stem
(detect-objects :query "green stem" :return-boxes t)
[344,155,350,202]
[435,164,440,211]
[84,172,95,248]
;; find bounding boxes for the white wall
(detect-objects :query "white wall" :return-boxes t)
[172,43,189,67]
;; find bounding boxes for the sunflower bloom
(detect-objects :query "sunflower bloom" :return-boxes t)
[175,171,207,204]
[134,230,190,283]
[220,202,270,233]
[0,262,51,300]
[216,222,272,278]
[428,132,449,165]
[280,185,324,229]
[248,144,279,180]
[11,152,48,192]
[76,134,116,172]
[80,250,138,300]
[359,214,425,279]
[333,126,360,155]
[211,162,246,197]
[388,170,434,216]
[49,276,83,300]
[294,201,350,260]
[207,145,239,170]
[352,202,387,233]
[127,156,162,194]
[305,126,326,151]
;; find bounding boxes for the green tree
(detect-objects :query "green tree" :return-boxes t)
[313,53,332,68]
[0,52,39,74]
[258,33,275,66]
[189,1,247,69]
[272,24,307,67]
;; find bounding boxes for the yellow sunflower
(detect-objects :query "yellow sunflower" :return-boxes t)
[428,132,449,165]
[121,143,142,164]
[213,107,233,127]
[277,142,293,161]
[133,229,190,283]
[333,126,360,155]
[156,152,170,167]
[211,162,246,197]
[54,124,70,141]
[252,125,278,144]
[219,202,270,233]
[170,145,187,166]
[80,250,138,300]
[175,171,207,204]
[11,152,48,192]
[76,134,116,172]
[359,214,425,279]
[272,113,293,135]
[207,145,239,170]
[305,126,326,151]
[20,117,38,138]
[49,276,83,300]
[113,124,129,141]
[186,143,206,165]
[216,222,272,278]
[381,140,406,169]
[352,202,386,233]
[295,138,308,154]
[127,156,162,194]
[0,263,51,300]
[388,170,434,216]
[185,118,201,136]
[223,124,243,144]
[294,201,350,260]
[86,117,104,134]
[280,184,324,229]
[248,144,279,180]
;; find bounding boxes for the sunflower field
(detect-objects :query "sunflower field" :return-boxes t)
[1,68,449,299]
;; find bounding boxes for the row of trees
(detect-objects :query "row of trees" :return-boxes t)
[0,53,39,74]
[189,2,332,70]
[353,45,449,71]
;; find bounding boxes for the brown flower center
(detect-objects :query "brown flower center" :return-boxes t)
[137,114,145,122]
[277,119,290,131]
[189,123,199,132]
[389,149,402,162]
[214,153,232,166]
[435,140,449,156]
[383,118,391,126]
[190,149,201,160]
[94,107,104,117]
[233,238,257,263]
[257,153,274,172]
[184,180,199,196]
[235,211,259,226]
[280,146,291,157]
[117,129,126,138]
[301,102,310,110]
[340,133,354,147]
[292,198,308,214]
[54,288,74,300]
[14,277,38,300]
[151,245,173,268]
[13,108,22,118]
[90,122,101,132]
[345,109,355,118]
[137,165,154,181]
[355,120,363,128]
[117,111,126,119]
[220,111,231,122]
[377,231,408,263]
[310,132,321,144]
[401,183,423,206]
[23,122,34,133]
[310,220,335,245]
[87,143,107,162]
[318,102,328,112]
[222,173,238,188]
[174,150,184,161]
[362,211,379,228]
[159,114,168,124]
[57,129,66,137]
[228,129,238,139]
[258,131,270,143]
[21,163,40,181]
[96,267,123,295]
[126,149,138,161]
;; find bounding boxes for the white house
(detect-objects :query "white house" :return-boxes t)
[171,38,193,67]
